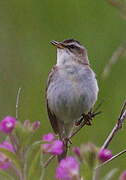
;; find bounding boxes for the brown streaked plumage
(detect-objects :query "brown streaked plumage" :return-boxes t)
[46,66,59,134]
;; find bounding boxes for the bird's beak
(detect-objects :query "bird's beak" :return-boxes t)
[51,40,65,49]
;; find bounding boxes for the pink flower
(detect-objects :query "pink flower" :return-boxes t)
[119,171,126,180]
[0,141,14,170]
[42,140,63,155]
[98,149,113,162]
[23,120,41,131]
[49,140,63,155]
[0,116,16,134]
[42,133,55,142]
[72,147,81,157]
[56,156,80,180]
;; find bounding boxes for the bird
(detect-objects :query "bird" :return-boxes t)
[46,39,99,161]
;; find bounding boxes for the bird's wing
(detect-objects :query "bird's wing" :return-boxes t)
[46,66,59,134]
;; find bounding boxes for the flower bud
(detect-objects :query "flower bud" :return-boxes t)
[72,147,81,159]
[80,142,97,168]
[23,120,40,131]
[119,171,126,180]
[98,149,113,162]
[23,120,31,128]
[32,121,40,130]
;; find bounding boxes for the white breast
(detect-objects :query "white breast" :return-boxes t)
[47,64,99,124]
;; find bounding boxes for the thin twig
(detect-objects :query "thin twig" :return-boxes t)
[102,43,126,78]
[16,87,22,120]
[95,149,126,169]
[70,102,102,139]
[101,100,126,149]
[70,111,101,139]
[43,155,55,168]
[70,120,87,139]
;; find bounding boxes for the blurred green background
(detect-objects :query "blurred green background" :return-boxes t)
[0,0,126,179]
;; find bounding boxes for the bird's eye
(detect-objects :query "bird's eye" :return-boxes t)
[69,45,75,49]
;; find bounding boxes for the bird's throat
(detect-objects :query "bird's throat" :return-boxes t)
[56,49,89,66]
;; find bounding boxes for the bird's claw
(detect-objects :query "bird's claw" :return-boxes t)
[63,138,72,149]
[75,110,101,126]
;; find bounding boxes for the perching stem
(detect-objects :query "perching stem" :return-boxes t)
[102,100,126,149]
[43,155,55,168]
[95,149,126,169]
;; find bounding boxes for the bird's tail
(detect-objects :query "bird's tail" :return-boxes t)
[57,121,73,162]
[58,138,68,162]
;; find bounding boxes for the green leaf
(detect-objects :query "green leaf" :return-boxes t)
[0,148,22,171]
[0,170,14,180]
[27,149,43,180]
[21,133,38,148]
[81,162,92,180]
[24,141,43,180]
[29,141,42,149]
[25,140,42,165]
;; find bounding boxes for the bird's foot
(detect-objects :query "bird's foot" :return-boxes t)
[84,111,93,126]
[63,137,72,144]
[62,138,72,149]
[75,110,101,126]
[75,116,84,126]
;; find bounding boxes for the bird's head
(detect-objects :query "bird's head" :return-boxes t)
[51,39,89,66]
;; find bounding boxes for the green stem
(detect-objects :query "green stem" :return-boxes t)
[40,154,45,180]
